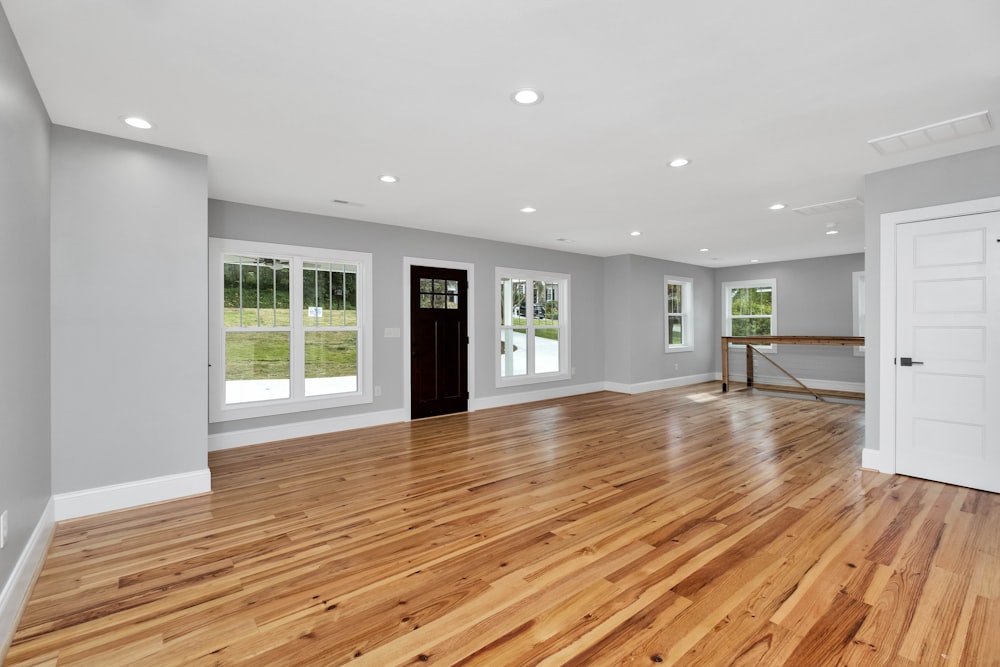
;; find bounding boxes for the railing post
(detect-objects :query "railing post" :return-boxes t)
[721,337,729,392]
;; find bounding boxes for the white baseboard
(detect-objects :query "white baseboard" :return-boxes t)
[861,448,882,471]
[208,409,406,452]
[717,373,864,394]
[1,498,55,660]
[604,373,717,395]
[471,382,606,411]
[53,469,212,521]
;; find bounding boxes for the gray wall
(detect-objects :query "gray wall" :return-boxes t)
[208,199,607,434]
[863,145,1000,450]
[715,254,865,385]
[50,128,208,493]
[602,255,631,385]
[600,254,716,386]
[0,2,51,602]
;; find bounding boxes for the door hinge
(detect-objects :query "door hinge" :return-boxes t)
[464,391,470,400]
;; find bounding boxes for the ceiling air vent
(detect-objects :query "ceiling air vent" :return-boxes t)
[791,197,864,216]
[330,199,364,207]
[867,111,993,155]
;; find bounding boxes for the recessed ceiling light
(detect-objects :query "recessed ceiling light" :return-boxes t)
[769,203,786,210]
[122,116,153,129]
[630,231,641,237]
[750,259,760,263]
[379,174,398,184]
[699,248,710,252]
[520,206,537,213]
[826,229,840,235]
[511,89,543,105]
[668,158,690,168]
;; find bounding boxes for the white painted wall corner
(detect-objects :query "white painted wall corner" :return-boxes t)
[0,498,55,660]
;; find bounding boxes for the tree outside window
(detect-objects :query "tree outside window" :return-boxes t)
[722,279,777,348]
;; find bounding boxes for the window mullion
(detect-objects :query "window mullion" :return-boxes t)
[291,256,305,400]
[526,281,535,374]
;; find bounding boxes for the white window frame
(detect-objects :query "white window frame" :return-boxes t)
[496,267,571,386]
[209,238,373,422]
[664,275,694,353]
[722,278,777,351]
[852,270,865,356]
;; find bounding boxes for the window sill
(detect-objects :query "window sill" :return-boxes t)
[210,391,372,423]
[496,372,571,388]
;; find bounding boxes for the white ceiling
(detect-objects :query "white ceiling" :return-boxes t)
[5,0,1000,267]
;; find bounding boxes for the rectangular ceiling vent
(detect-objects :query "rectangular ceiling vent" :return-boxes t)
[867,111,993,155]
[330,199,365,207]
[792,197,864,216]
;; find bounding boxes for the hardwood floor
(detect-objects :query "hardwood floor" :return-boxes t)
[6,384,1000,666]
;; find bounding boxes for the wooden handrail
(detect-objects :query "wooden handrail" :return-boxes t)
[720,335,864,395]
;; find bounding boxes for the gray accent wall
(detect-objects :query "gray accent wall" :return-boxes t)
[50,128,208,493]
[208,199,608,434]
[208,203,725,435]
[863,145,1000,451]
[602,256,632,386]
[602,254,716,386]
[715,254,865,386]
[0,2,51,606]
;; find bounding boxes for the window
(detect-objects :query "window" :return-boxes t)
[853,271,865,355]
[722,279,777,347]
[664,275,694,352]
[209,238,372,422]
[418,277,460,309]
[497,268,570,385]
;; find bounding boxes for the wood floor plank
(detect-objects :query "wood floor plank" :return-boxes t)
[5,383,1000,666]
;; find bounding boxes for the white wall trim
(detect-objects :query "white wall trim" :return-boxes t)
[208,409,407,451]
[53,469,212,521]
[471,382,605,411]
[878,195,1000,476]
[403,257,476,421]
[604,373,717,395]
[717,374,865,395]
[1,498,55,660]
[861,448,882,471]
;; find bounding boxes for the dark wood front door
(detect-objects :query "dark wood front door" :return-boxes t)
[410,265,468,419]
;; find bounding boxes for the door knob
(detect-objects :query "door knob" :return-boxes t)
[900,357,924,366]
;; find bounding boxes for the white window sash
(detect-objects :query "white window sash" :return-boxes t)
[209,238,373,423]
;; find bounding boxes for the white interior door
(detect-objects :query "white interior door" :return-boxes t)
[895,211,1000,492]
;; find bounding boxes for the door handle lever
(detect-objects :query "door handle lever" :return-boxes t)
[900,357,924,366]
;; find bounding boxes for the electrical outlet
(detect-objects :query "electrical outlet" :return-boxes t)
[1,510,8,549]
[674,363,679,371]
[374,385,382,397]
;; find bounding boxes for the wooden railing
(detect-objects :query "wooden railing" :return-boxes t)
[720,335,865,400]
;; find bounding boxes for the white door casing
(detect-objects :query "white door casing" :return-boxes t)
[894,211,1000,492]
[877,196,1000,479]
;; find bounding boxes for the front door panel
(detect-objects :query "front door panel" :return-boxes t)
[410,266,468,419]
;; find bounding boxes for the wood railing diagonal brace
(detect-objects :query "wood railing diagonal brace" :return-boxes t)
[747,344,825,402]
